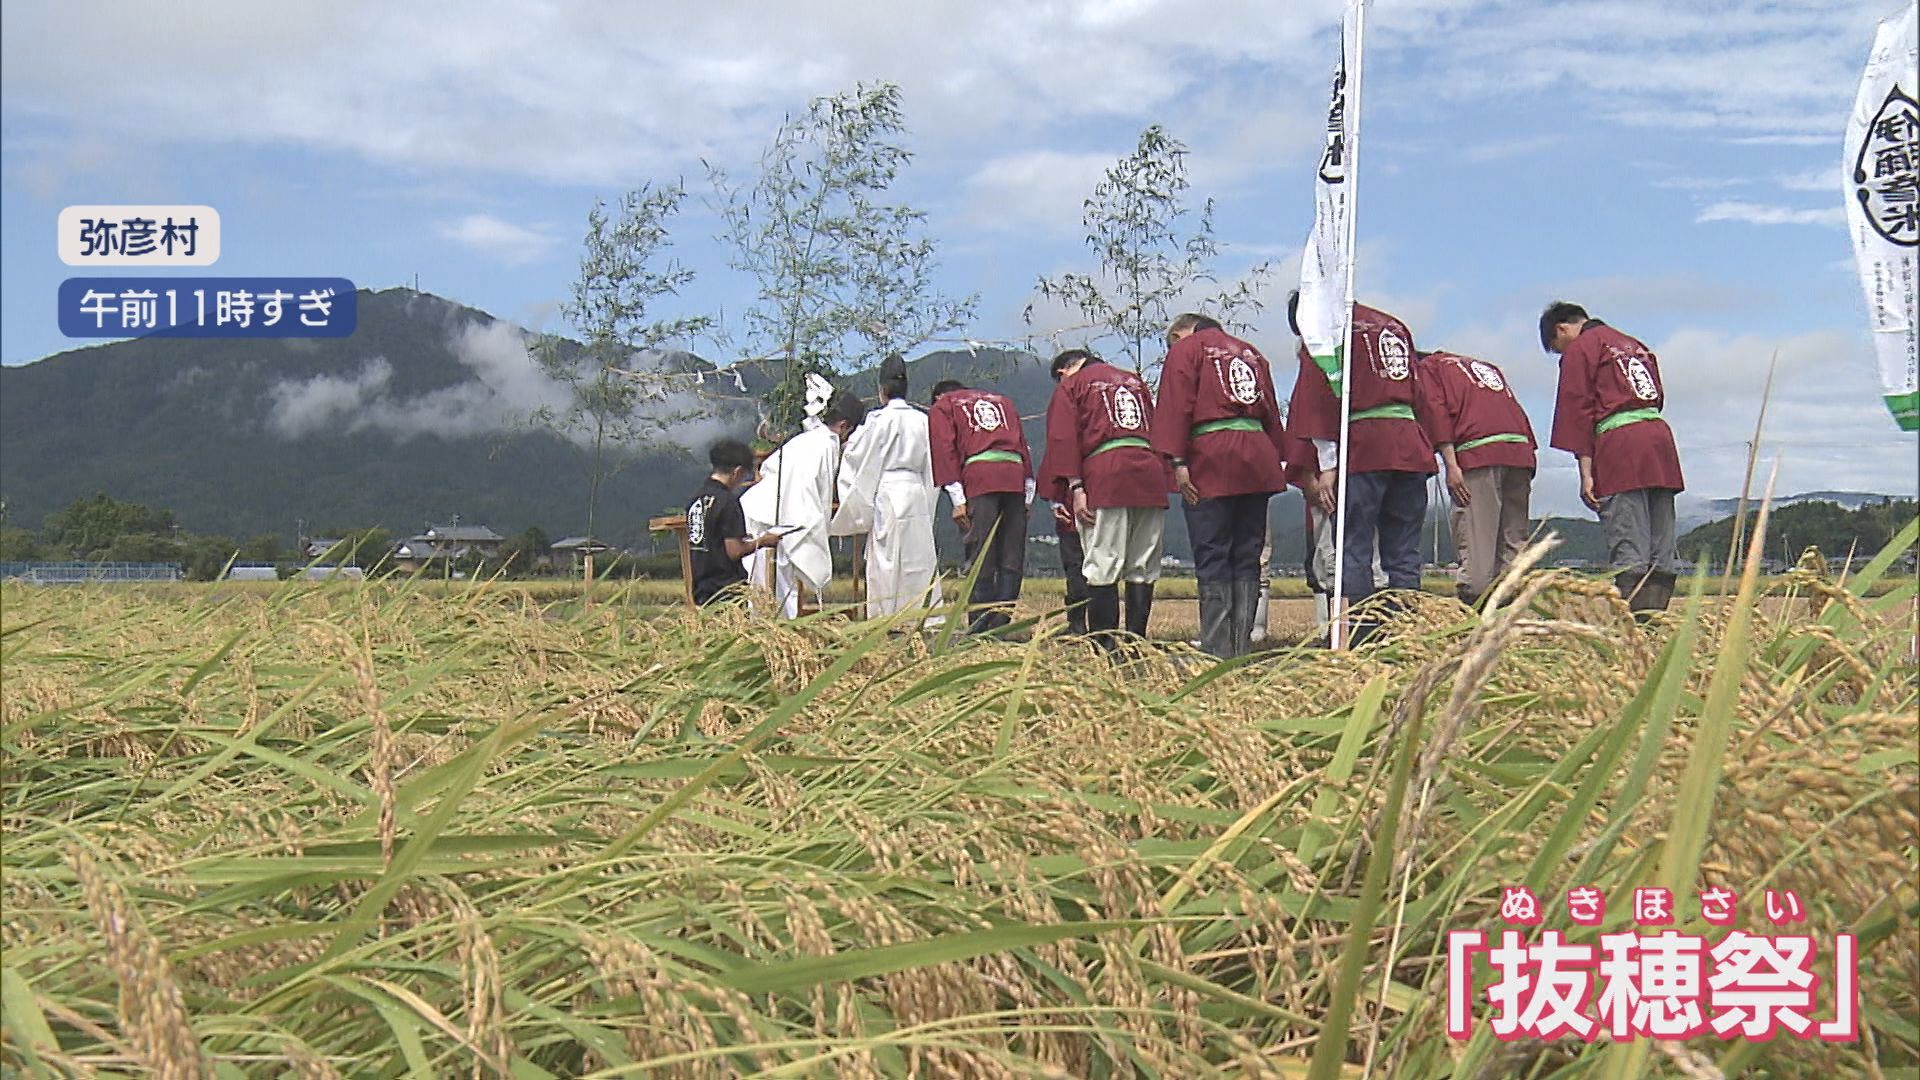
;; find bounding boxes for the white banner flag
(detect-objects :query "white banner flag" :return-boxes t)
[1297,0,1364,396]
[1845,0,1919,432]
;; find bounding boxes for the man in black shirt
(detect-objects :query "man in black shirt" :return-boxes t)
[689,439,781,605]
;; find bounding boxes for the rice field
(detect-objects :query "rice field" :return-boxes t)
[2,517,1915,1078]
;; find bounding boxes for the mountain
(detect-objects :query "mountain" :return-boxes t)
[0,289,1621,568]
[1703,491,1908,514]
[0,289,760,545]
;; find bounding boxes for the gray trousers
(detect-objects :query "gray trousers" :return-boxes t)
[1452,466,1533,602]
[1600,488,1679,576]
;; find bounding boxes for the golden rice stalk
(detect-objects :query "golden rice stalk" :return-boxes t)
[66,845,207,1080]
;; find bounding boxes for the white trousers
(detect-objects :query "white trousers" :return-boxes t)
[864,474,943,618]
[1082,506,1166,587]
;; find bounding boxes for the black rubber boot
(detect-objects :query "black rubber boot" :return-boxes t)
[1086,584,1121,652]
[1455,582,1481,608]
[1638,570,1677,618]
[1064,592,1089,636]
[1124,581,1155,640]
[1230,579,1263,657]
[1197,581,1234,658]
[965,572,997,635]
[1615,568,1652,608]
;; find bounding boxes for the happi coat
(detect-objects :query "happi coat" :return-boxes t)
[1288,304,1437,477]
[1415,351,1537,472]
[1548,322,1685,498]
[1151,327,1290,497]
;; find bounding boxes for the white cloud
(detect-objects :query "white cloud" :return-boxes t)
[961,150,1114,234]
[262,319,750,449]
[1,0,1888,188]
[265,357,395,438]
[1651,176,1750,191]
[1696,200,1846,227]
[1776,167,1840,192]
[436,214,558,265]
[1458,134,1565,163]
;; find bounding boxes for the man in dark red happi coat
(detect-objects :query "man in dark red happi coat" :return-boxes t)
[1152,313,1290,658]
[1541,302,1686,615]
[1415,350,1537,606]
[1287,293,1437,645]
[1044,348,1170,650]
[930,379,1035,634]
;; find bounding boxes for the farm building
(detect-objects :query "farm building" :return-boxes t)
[389,522,505,572]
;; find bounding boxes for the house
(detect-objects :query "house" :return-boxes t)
[302,538,344,560]
[389,521,506,573]
[550,536,609,571]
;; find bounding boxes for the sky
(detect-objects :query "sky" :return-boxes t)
[3,0,1916,516]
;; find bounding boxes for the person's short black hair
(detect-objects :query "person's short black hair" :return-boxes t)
[1050,348,1097,381]
[709,438,754,472]
[1539,301,1589,350]
[1286,290,1302,337]
[822,391,867,429]
[1169,312,1222,337]
[930,379,965,400]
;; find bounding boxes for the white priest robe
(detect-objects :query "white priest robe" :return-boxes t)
[831,399,943,619]
[740,420,840,618]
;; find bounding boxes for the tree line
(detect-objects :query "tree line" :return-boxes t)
[0,494,685,581]
[1679,497,1919,570]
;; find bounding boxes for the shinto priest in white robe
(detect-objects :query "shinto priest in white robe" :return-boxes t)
[741,377,844,618]
[831,397,944,619]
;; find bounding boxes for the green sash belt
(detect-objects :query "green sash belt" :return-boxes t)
[1456,432,1528,453]
[1191,417,1264,437]
[1350,403,1415,422]
[1089,436,1151,457]
[1595,407,1662,436]
[964,449,1024,466]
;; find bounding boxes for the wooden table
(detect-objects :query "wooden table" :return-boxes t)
[647,514,695,608]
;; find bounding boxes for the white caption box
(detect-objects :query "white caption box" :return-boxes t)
[59,205,221,266]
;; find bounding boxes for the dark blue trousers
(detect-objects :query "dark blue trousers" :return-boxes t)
[1185,492,1272,584]
[1340,471,1427,599]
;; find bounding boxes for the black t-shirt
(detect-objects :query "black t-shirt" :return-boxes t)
[688,478,749,604]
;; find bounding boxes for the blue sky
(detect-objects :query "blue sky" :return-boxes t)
[3,0,1915,515]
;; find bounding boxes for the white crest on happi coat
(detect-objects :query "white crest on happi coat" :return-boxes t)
[1226,353,1261,404]
[970,397,1005,432]
[1109,386,1145,430]
[1377,328,1411,381]
[1468,360,1507,392]
[1625,356,1659,401]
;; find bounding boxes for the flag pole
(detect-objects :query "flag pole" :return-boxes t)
[1330,0,1366,650]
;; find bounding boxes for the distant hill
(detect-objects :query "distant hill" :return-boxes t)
[0,289,763,546]
[1681,497,1917,568]
[1704,491,1906,514]
[0,289,1671,570]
